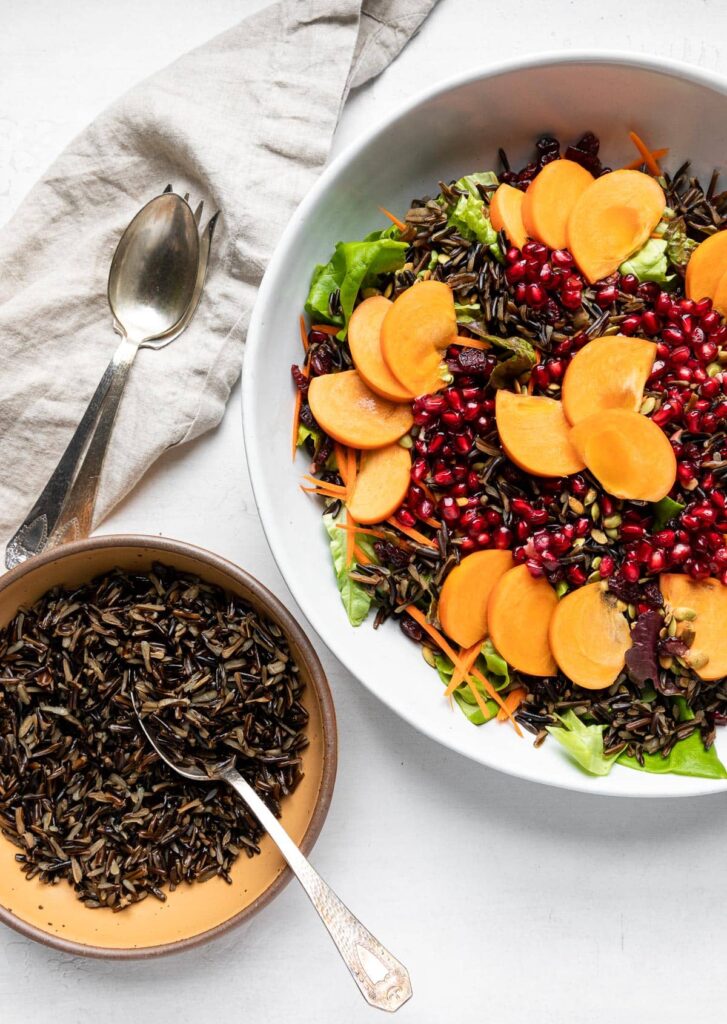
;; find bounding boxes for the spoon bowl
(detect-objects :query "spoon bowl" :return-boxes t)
[108,192,200,341]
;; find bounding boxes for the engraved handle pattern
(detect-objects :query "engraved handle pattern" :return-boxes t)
[223,768,412,1012]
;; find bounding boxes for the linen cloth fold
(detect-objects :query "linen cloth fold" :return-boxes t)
[0,0,437,563]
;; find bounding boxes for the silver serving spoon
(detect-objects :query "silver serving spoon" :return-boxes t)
[132,695,412,1013]
[6,191,207,567]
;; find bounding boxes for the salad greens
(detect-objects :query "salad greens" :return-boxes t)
[652,496,686,532]
[620,236,674,287]
[547,711,617,776]
[323,508,376,626]
[445,171,502,259]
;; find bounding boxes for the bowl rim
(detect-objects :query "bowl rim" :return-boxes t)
[244,50,727,799]
[0,534,338,958]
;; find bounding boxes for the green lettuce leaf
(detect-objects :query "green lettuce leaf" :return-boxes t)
[447,171,502,259]
[480,640,510,690]
[652,496,685,532]
[483,334,537,389]
[618,699,727,780]
[665,217,699,274]
[323,508,373,627]
[296,423,321,448]
[547,710,617,776]
[433,652,498,725]
[305,235,408,334]
[620,237,675,287]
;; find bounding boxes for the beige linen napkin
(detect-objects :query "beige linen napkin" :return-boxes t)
[0,0,437,563]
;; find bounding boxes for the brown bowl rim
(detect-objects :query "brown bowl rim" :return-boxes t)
[0,534,338,959]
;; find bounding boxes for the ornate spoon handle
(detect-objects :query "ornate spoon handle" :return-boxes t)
[223,767,412,1012]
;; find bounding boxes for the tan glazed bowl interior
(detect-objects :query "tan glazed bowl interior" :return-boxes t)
[0,536,337,958]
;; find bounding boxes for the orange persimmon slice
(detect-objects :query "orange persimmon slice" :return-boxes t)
[569,408,676,501]
[549,581,631,690]
[709,265,727,319]
[521,159,594,250]
[495,390,585,477]
[567,169,666,283]
[380,280,457,396]
[346,444,411,525]
[438,549,514,649]
[660,574,727,681]
[348,296,413,403]
[490,183,528,250]
[685,230,727,306]
[308,370,413,449]
[487,565,558,676]
[561,335,657,425]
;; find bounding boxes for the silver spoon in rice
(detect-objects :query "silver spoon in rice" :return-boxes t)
[131,693,412,1013]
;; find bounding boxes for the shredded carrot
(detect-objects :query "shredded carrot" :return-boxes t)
[627,131,663,176]
[302,474,346,494]
[301,485,350,499]
[454,335,491,351]
[467,678,495,721]
[527,347,542,395]
[335,523,388,540]
[379,205,407,233]
[310,323,340,336]
[299,314,310,352]
[386,517,438,549]
[624,146,668,171]
[471,667,521,733]
[444,642,481,698]
[334,444,350,488]
[346,510,356,566]
[353,542,371,565]
[497,687,527,722]
[421,516,442,530]
[347,447,358,496]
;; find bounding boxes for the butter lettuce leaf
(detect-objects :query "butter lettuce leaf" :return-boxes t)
[447,171,501,258]
[305,235,407,334]
[433,652,499,725]
[618,699,727,780]
[547,710,617,776]
[620,237,675,287]
[323,508,373,627]
[480,640,510,690]
[652,496,685,532]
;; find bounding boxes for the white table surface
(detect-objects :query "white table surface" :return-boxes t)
[3,2,727,1022]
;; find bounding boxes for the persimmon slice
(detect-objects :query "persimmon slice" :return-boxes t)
[348,296,413,403]
[549,581,631,690]
[561,335,657,425]
[346,444,411,525]
[380,280,457,396]
[685,230,727,305]
[308,370,413,449]
[438,549,514,648]
[569,408,676,501]
[709,265,727,319]
[521,159,594,250]
[660,574,727,681]
[487,565,558,676]
[567,169,666,284]
[495,390,585,477]
[490,184,528,250]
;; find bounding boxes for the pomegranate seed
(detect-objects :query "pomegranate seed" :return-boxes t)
[701,310,721,333]
[411,458,427,482]
[560,288,582,310]
[600,496,614,517]
[445,388,463,411]
[599,555,615,577]
[450,482,468,498]
[575,517,591,537]
[661,326,685,347]
[511,498,533,518]
[514,282,527,304]
[641,311,661,336]
[396,508,416,528]
[506,260,528,284]
[539,264,555,287]
[551,249,574,268]
[467,513,487,536]
[533,532,551,553]
[639,282,660,302]
[694,505,718,525]
[715,401,727,420]
[621,315,642,336]
[531,365,550,389]
[441,410,462,429]
[622,562,640,583]
[680,298,697,314]
[570,476,587,497]
[547,359,565,381]
[474,532,491,548]
[700,378,721,399]
[462,400,481,422]
[484,509,502,527]
[596,285,618,307]
[516,521,530,541]
[432,468,454,487]
[671,543,690,564]
[621,523,645,540]
[453,434,472,454]
[418,498,434,519]
[619,273,639,294]
[713,547,727,568]
[654,529,675,548]
[428,432,445,454]
[686,557,711,580]
[677,462,697,488]
[452,465,467,482]
[655,292,673,316]
[460,537,477,554]
[647,549,666,573]
[695,297,713,317]
[505,246,521,264]
[693,367,708,383]
[567,566,587,586]
[523,241,547,262]
[422,394,447,414]
[526,559,545,578]
[439,496,460,523]
[697,341,718,363]
[529,509,549,526]
[412,408,431,426]
[701,412,718,433]
[526,283,547,308]
[681,512,701,531]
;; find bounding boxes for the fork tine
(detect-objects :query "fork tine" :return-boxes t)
[183,192,190,203]
[205,211,220,238]
[163,183,173,194]
[193,200,204,225]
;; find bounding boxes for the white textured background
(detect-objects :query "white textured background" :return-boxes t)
[2,3,727,1023]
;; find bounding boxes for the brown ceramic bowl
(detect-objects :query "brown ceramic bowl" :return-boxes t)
[0,535,337,958]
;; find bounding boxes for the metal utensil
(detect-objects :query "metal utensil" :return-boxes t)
[132,695,412,1013]
[5,191,216,568]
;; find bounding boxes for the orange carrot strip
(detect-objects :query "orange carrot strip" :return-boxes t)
[379,205,407,233]
[300,485,349,499]
[444,642,481,698]
[627,131,663,176]
[454,335,491,351]
[302,474,346,494]
[497,687,527,722]
[298,314,310,352]
[386,517,438,549]
[471,667,520,732]
[624,146,668,171]
[353,542,371,565]
[346,510,356,566]
[422,516,442,530]
[291,391,303,460]
[347,447,358,496]
[310,324,340,336]
[335,523,388,539]
[467,677,495,721]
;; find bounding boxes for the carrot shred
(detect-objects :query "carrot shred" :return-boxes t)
[497,687,527,722]
[467,678,495,721]
[291,391,303,460]
[421,516,442,530]
[334,444,349,488]
[347,447,358,496]
[346,510,356,566]
[453,335,491,351]
[385,517,438,549]
[310,323,340,336]
[470,667,521,733]
[379,205,407,233]
[624,146,668,171]
[353,542,371,565]
[299,314,310,352]
[302,474,346,494]
[444,642,481,698]
[627,131,663,176]
[335,523,388,539]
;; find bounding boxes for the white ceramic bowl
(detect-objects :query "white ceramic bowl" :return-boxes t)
[244,53,727,798]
